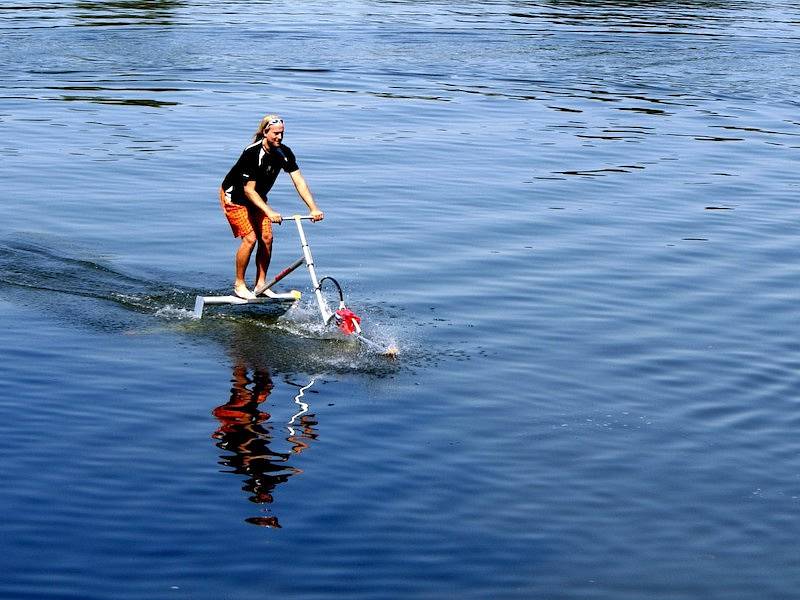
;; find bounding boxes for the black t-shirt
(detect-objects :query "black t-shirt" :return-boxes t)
[221,141,300,205]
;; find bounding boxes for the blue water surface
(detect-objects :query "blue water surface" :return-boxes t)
[1,1,800,598]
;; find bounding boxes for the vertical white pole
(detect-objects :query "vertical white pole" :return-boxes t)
[293,216,334,324]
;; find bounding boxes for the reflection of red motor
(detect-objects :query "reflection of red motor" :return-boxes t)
[335,308,361,335]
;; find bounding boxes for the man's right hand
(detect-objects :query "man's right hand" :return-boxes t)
[266,210,282,224]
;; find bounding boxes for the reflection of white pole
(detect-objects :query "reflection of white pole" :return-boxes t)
[292,216,334,325]
[287,378,315,437]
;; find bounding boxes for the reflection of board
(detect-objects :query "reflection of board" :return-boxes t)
[193,290,301,319]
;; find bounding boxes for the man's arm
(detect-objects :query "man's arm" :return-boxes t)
[243,180,283,223]
[289,169,324,221]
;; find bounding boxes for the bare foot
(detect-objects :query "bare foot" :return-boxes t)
[253,281,270,296]
[233,284,256,300]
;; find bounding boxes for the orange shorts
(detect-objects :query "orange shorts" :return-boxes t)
[223,201,272,239]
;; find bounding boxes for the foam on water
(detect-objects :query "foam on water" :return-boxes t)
[0,238,407,374]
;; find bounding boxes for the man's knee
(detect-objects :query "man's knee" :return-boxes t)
[240,232,257,246]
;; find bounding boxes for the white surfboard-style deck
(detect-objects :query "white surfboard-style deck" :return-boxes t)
[193,290,301,319]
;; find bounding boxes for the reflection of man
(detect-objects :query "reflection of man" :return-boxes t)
[211,363,318,528]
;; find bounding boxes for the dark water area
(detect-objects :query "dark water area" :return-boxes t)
[1,1,800,598]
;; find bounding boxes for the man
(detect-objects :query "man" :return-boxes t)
[219,115,324,299]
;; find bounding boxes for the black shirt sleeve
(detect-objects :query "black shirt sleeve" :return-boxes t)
[222,147,262,188]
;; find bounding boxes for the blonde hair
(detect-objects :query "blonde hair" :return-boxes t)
[252,114,283,142]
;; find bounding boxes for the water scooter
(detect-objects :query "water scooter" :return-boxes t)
[193,215,397,357]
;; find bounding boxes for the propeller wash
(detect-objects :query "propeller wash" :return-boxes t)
[193,215,398,358]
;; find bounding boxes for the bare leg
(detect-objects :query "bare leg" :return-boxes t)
[253,232,273,294]
[234,232,257,298]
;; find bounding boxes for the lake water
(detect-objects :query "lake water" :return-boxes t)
[1,1,800,598]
